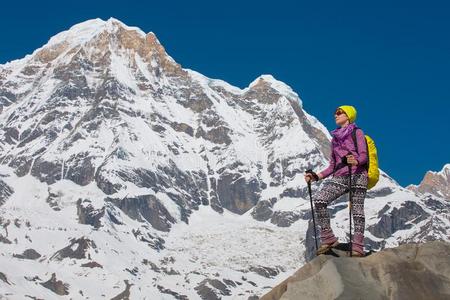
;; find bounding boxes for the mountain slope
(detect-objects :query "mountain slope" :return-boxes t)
[0,18,449,299]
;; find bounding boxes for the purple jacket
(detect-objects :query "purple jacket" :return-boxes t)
[319,128,368,178]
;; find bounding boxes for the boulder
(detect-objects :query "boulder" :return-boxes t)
[261,241,450,300]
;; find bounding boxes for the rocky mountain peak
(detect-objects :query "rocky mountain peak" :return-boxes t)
[438,163,450,176]
[21,18,180,77]
[246,74,301,106]
[40,17,147,50]
[407,163,450,200]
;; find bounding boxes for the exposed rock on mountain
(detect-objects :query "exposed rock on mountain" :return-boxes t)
[40,273,70,296]
[50,237,96,261]
[0,179,13,206]
[407,163,450,200]
[13,248,41,260]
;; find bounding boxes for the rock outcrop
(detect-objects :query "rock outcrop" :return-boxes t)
[407,163,450,200]
[261,241,450,300]
[13,248,41,260]
[50,237,96,261]
[40,273,70,296]
[0,179,13,206]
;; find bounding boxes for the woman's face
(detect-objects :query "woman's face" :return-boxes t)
[334,108,349,127]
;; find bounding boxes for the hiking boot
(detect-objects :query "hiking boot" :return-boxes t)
[316,240,339,255]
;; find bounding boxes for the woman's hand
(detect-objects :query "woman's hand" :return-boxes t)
[305,172,322,183]
[346,155,358,166]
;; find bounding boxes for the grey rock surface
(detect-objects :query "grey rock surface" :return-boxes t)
[261,241,450,300]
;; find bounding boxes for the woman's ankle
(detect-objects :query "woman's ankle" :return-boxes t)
[352,233,364,253]
[320,229,338,245]
[352,233,364,246]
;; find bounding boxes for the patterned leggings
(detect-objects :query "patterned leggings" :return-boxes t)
[313,173,368,252]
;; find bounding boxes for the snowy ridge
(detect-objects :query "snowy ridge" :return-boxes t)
[248,74,301,105]
[436,163,450,176]
[46,18,143,47]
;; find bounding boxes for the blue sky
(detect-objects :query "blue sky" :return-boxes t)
[1,0,449,186]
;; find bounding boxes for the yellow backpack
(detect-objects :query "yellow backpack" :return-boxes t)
[351,129,379,189]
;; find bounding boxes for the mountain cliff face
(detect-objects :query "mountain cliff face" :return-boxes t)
[0,18,449,299]
[407,164,450,200]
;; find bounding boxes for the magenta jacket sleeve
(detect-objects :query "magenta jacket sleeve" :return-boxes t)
[355,129,368,165]
[318,140,336,179]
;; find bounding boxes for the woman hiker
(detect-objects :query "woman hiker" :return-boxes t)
[304,105,368,257]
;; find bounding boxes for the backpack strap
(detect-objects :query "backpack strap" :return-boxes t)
[351,128,358,153]
[331,138,337,175]
[351,127,369,170]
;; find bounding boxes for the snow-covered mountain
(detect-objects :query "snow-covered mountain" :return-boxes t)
[407,164,450,200]
[0,18,448,299]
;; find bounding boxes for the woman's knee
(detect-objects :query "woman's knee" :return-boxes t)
[313,194,329,209]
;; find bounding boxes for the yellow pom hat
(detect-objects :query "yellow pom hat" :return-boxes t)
[338,105,357,123]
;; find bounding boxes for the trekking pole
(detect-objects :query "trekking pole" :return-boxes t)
[305,169,318,251]
[344,156,353,257]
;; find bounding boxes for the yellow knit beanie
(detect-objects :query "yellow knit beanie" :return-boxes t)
[338,105,357,123]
